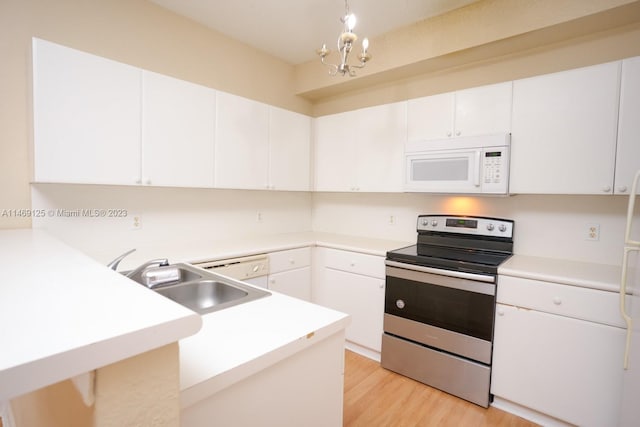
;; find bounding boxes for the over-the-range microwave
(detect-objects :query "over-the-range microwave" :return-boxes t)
[404,133,511,195]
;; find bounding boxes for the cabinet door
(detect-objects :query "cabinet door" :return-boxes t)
[454,82,512,137]
[355,102,406,192]
[215,91,269,189]
[32,38,141,185]
[615,56,640,195]
[142,71,215,188]
[407,92,454,141]
[268,107,311,191]
[491,304,624,427]
[316,268,385,352]
[510,62,621,194]
[313,111,358,191]
[268,267,311,301]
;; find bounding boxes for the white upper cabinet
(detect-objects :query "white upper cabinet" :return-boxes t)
[509,61,621,194]
[215,91,270,190]
[215,93,311,191]
[615,56,640,195]
[314,102,407,192]
[407,82,512,142]
[32,38,141,185]
[142,71,215,188]
[268,107,311,191]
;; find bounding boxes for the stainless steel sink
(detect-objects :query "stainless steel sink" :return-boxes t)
[129,262,270,314]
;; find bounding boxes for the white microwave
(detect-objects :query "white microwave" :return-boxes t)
[404,133,511,194]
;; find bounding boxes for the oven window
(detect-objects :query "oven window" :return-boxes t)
[385,275,495,341]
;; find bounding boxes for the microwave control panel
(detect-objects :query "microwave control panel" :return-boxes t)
[482,147,509,193]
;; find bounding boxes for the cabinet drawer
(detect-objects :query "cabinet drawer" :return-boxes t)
[323,248,385,279]
[497,275,624,327]
[269,247,311,274]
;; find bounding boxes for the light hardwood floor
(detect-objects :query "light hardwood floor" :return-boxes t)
[343,350,538,427]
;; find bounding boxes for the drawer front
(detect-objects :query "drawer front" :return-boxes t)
[269,247,311,273]
[497,275,624,327]
[323,247,385,279]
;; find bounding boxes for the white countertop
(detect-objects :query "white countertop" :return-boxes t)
[179,289,350,409]
[499,254,622,292]
[109,231,410,271]
[0,229,202,401]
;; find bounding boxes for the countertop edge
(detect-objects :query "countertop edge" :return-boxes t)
[499,254,621,292]
[179,314,350,409]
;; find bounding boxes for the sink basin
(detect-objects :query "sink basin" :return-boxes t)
[143,263,270,314]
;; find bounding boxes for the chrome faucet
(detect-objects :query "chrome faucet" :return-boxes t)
[107,248,136,271]
[125,258,170,280]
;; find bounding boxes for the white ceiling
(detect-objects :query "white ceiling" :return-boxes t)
[149,0,479,65]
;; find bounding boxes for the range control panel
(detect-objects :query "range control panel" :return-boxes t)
[417,215,514,238]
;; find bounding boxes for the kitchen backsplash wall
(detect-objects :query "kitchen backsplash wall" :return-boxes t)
[32,184,628,266]
[31,184,312,264]
[312,192,629,266]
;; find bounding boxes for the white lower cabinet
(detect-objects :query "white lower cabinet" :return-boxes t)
[268,247,311,301]
[312,248,385,355]
[491,276,625,426]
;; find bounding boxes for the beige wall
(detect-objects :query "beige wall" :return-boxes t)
[0,0,310,230]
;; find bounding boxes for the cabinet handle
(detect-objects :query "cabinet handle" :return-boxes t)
[602,185,612,193]
[350,262,356,267]
[134,177,142,185]
[497,308,504,316]
[618,186,628,193]
[552,296,562,305]
[446,131,452,137]
[455,130,461,136]
[289,259,295,265]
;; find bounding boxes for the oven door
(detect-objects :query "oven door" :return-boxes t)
[384,261,496,364]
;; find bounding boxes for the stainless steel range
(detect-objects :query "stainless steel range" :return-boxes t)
[381,214,514,407]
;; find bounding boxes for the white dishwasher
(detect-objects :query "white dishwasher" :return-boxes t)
[191,254,269,289]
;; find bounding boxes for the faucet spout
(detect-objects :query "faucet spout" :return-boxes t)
[107,249,136,271]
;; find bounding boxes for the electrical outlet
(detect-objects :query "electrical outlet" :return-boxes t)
[131,214,142,230]
[586,223,600,241]
[256,211,263,222]
[389,214,396,225]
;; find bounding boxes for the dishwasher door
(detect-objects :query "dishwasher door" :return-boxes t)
[191,254,269,289]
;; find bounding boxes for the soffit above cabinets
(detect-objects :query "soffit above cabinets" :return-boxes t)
[147,0,479,65]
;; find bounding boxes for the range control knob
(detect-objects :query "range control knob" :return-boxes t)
[486,223,495,231]
[421,219,429,226]
[431,220,438,227]
[499,224,507,232]
[396,299,406,309]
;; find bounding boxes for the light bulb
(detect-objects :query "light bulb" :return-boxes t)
[362,38,369,52]
[347,14,356,31]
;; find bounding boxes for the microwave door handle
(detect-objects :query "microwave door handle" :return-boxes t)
[474,150,481,187]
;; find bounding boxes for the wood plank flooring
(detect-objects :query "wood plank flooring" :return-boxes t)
[343,350,538,427]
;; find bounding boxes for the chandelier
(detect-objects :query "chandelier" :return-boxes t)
[316,0,372,77]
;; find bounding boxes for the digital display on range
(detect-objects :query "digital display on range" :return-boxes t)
[485,151,502,157]
[446,218,478,229]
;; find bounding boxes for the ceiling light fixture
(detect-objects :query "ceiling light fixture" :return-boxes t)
[316,0,371,77]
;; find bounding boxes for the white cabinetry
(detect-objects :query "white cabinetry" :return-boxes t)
[32,38,141,185]
[407,82,512,141]
[491,275,625,427]
[615,56,640,195]
[141,71,215,187]
[313,248,385,358]
[509,62,621,194]
[215,92,311,191]
[268,107,311,191]
[314,102,406,192]
[268,247,311,301]
[215,91,269,190]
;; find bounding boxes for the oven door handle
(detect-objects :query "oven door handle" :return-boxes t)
[385,260,495,283]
